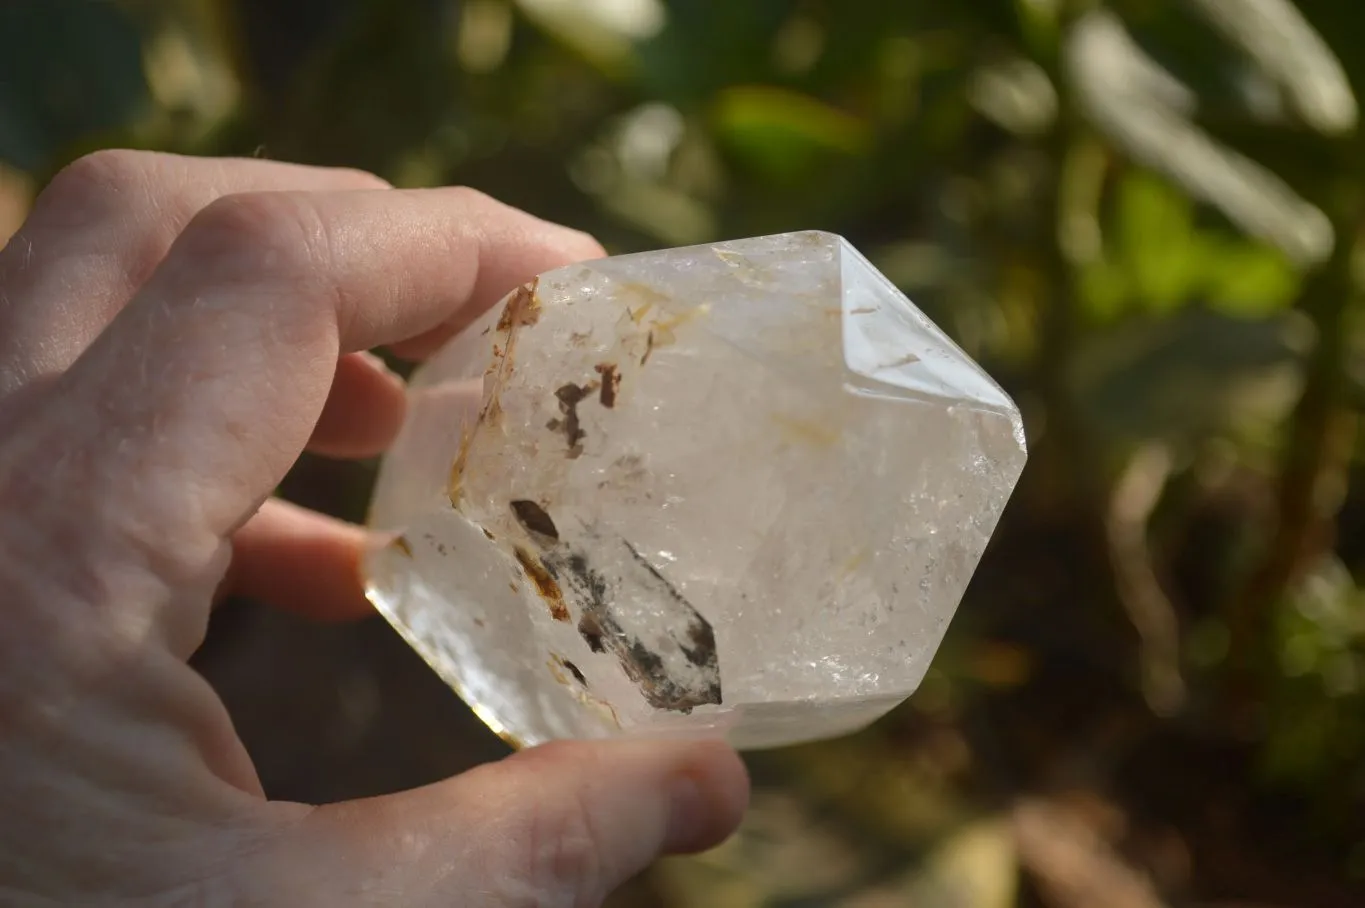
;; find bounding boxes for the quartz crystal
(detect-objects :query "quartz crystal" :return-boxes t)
[363,231,1026,750]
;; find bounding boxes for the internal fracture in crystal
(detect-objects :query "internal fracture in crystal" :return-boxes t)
[364,231,1027,750]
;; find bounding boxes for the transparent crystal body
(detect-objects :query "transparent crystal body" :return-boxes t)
[363,231,1026,750]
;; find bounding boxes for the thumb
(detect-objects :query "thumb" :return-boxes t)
[253,738,750,907]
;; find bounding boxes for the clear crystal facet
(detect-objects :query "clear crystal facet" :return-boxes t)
[363,231,1027,750]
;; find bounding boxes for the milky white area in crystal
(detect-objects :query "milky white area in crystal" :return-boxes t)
[363,231,1026,750]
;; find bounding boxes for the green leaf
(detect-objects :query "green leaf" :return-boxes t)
[1115,169,1198,313]
[1084,169,1303,323]
[710,84,870,184]
[1201,239,1300,316]
[1078,258,1130,323]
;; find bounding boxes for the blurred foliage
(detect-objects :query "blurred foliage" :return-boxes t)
[5,0,1365,904]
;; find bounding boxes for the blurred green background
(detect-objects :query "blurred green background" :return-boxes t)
[4,0,1365,904]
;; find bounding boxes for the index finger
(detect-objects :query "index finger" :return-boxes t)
[48,186,602,613]
[0,150,390,393]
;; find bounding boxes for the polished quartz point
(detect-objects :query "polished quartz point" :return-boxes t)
[363,231,1026,750]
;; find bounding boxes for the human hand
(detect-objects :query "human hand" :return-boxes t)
[0,151,749,906]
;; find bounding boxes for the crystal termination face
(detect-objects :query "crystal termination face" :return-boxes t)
[364,231,1027,751]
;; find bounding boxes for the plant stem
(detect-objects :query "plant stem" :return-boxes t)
[1222,215,1359,710]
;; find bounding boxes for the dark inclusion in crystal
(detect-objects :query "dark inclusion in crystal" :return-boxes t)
[547,382,593,455]
[510,499,560,540]
[524,523,721,714]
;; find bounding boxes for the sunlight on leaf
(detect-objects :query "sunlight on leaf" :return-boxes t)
[840,818,1017,908]
[1188,0,1356,134]
[1014,799,1170,908]
[1066,9,1332,265]
[970,57,1057,137]
[136,0,239,135]
[455,0,514,73]
[1116,170,1198,313]
[515,0,664,76]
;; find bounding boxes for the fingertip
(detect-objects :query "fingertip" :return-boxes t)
[503,735,750,855]
[386,220,605,363]
[227,498,376,621]
[383,217,603,364]
[307,351,407,459]
[275,735,750,906]
[544,224,607,263]
[662,739,751,854]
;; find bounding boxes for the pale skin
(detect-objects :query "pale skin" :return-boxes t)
[0,151,750,906]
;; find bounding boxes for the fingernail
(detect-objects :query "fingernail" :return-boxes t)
[549,225,607,260]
